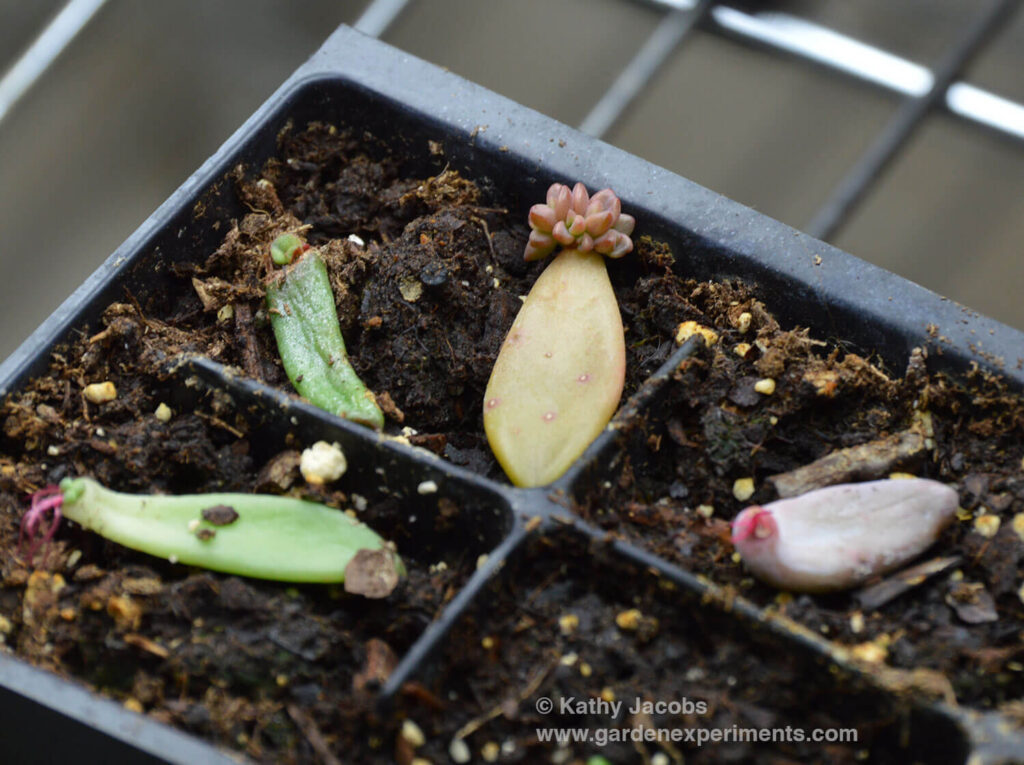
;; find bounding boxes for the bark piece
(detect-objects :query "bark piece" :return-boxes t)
[769,429,926,498]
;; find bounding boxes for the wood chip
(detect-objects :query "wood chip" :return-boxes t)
[344,549,400,599]
[375,390,405,423]
[121,577,163,596]
[233,301,264,382]
[73,564,106,582]
[855,555,961,610]
[769,428,927,498]
[352,638,398,693]
[255,450,302,491]
[946,582,998,624]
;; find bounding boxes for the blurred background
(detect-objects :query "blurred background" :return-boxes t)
[2,0,1023,362]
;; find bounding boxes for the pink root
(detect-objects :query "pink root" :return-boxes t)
[19,485,65,565]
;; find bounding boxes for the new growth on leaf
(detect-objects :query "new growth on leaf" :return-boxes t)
[485,182,632,487]
[525,182,635,261]
[270,232,310,265]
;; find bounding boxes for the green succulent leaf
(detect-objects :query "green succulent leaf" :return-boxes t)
[58,477,402,584]
[267,249,385,430]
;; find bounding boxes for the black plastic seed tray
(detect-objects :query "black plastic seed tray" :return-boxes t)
[2,24,1024,765]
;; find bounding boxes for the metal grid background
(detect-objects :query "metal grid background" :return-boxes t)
[2,0,1023,362]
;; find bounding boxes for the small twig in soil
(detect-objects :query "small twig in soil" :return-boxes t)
[470,215,497,265]
[122,632,171,659]
[768,427,928,498]
[125,289,156,333]
[453,655,558,741]
[441,333,457,368]
[193,411,246,439]
[397,320,434,359]
[233,301,265,382]
[240,199,272,218]
[286,704,342,765]
[87,326,116,345]
[854,555,962,611]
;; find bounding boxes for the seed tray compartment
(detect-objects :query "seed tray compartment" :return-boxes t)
[397,530,976,764]
[0,24,1022,764]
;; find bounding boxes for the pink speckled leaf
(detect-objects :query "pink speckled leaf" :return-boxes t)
[483,249,625,487]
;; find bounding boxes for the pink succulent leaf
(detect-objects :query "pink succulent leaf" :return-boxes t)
[578,233,595,252]
[586,210,614,237]
[608,233,633,259]
[529,230,556,248]
[586,189,619,217]
[552,220,576,246]
[529,204,557,233]
[568,214,587,238]
[731,478,958,592]
[545,183,562,208]
[613,213,635,236]
[593,230,617,254]
[551,185,572,221]
[571,182,589,214]
[524,245,547,261]
[524,231,557,261]
[584,194,606,217]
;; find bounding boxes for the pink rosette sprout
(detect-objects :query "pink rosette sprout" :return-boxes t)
[524,182,635,261]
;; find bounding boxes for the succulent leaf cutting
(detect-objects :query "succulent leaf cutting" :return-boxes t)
[20,477,403,588]
[266,233,385,429]
[731,478,958,592]
[484,183,634,487]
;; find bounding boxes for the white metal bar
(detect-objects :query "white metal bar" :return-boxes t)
[633,0,1024,145]
[579,0,716,138]
[946,83,1024,141]
[806,0,1018,240]
[710,7,933,97]
[0,0,108,127]
[354,0,412,39]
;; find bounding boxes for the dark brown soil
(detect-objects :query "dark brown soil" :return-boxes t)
[398,534,961,765]
[1,120,1022,763]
